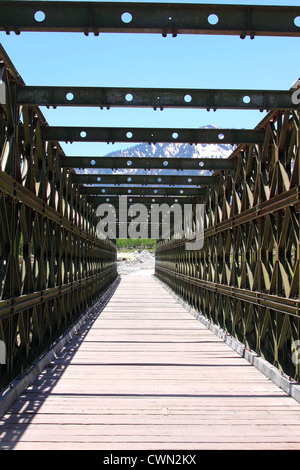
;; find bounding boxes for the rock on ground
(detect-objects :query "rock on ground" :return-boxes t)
[117,250,155,275]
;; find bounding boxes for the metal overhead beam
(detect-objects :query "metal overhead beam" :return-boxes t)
[62,156,234,171]
[0,2,299,37]
[88,195,198,206]
[17,86,298,110]
[71,173,218,186]
[19,126,264,144]
[81,186,204,196]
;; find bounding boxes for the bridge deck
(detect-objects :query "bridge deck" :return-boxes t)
[1,269,300,450]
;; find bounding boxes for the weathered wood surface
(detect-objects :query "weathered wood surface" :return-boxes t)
[1,268,300,450]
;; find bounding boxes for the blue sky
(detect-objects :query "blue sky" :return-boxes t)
[0,0,299,157]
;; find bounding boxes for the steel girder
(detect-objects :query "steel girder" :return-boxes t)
[81,186,205,197]
[71,174,218,186]
[0,3,300,389]
[88,195,197,206]
[17,86,299,110]
[62,156,234,171]
[0,2,299,37]
[18,126,265,145]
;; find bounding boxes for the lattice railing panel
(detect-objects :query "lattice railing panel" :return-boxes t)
[156,109,300,381]
[0,55,117,391]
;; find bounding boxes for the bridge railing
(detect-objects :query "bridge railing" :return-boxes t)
[156,108,300,381]
[0,49,117,391]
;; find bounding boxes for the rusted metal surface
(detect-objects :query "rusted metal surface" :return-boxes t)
[0,0,300,394]
[18,125,265,145]
[81,186,207,197]
[17,86,299,110]
[63,156,234,171]
[0,47,117,391]
[156,108,300,381]
[0,2,299,38]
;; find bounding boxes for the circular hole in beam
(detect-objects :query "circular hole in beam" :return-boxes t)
[102,189,106,193]
[163,161,168,166]
[127,160,132,166]
[294,16,300,27]
[208,14,219,25]
[243,95,251,104]
[127,177,132,182]
[125,93,133,102]
[126,131,133,139]
[199,161,204,167]
[172,132,179,139]
[66,92,74,101]
[121,12,133,23]
[97,177,101,181]
[218,133,225,140]
[80,131,87,138]
[184,94,192,103]
[91,160,96,165]
[34,10,46,22]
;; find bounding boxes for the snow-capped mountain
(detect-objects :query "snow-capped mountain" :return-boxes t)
[107,142,233,176]
[78,125,235,177]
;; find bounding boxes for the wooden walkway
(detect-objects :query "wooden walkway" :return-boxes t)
[1,268,300,450]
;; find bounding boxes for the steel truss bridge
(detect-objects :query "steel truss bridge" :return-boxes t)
[0,1,300,450]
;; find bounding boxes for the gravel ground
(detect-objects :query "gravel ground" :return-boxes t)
[117,250,155,275]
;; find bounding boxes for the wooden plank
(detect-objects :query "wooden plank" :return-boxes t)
[1,268,300,450]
